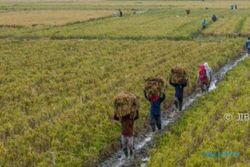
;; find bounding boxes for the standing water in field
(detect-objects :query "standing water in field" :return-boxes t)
[99,52,249,167]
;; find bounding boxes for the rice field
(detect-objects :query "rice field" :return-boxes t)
[0,9,249,39]
[149,56,250,167]
[27,10,203,39]
[241,17,250,35]
[0,39,244,166]
[203,10,250,36]
[0,10,113,26]
[0,0,249,166]
[0,0,250,11]
[0,9,232,39]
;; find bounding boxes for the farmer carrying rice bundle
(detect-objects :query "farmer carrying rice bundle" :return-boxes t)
[144,76,166,132]
[169,66,188,112]
[113,91,139,159]
[197,62,213,92]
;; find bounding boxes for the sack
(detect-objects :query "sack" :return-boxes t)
[199,65,208,83]
[144,77,164,98]
[170,67,188,84]
[114,91,139,119]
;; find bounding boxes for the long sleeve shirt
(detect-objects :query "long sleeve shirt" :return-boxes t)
[144,91,166,116]
[169,80,187,98]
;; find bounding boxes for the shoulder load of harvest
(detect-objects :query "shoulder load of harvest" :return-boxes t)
[114,91,139,119]
[170,66,188,84]
[144,76,165,98]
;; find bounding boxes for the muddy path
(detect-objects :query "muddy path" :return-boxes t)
[99,52,249,167]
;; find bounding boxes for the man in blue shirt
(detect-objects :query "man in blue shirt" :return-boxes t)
[169,80,187,112]
[246,37,250,54]
[202,19,208,29]
[144,91,166,132]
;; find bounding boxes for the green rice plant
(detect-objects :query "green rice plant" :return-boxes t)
[241,16,250,35]
[0,38,244,166]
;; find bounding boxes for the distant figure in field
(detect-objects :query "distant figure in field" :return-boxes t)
[246,37,250,54]
[212,15,217,22]
[202,19,208,29]
[186,9,190,15]
[230,5,234,10]
[197,63,213,92]
[230,4,237,10]
[118,9,123,17]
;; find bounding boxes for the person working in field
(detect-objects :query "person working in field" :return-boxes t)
[230,5,234,10]
[144,77,166,132]
[202,19,208,29]
[169,67,188,112]
[197,62,213,92]
[113,92,139,159]
[118,9,123,17]
[246,37,250,54]
[235,4,237,10]
[212,15,217,22]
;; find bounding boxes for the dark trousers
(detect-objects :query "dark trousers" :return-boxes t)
[150,114,161,131]
[174,96,183,111]
[248,48,250,54]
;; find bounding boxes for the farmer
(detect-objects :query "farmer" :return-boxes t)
[197,62,213,91]
[118,9,123,17]
[144,90,166,132]
[169,79,187,112]
[212,15,217,22]
[202,19,208,29]
[114,108,139,158]
[246,37,250,54]
[186,9,190,15]
[230,5,234,10]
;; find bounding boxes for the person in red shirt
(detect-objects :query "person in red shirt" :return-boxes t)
[114,110,139,158]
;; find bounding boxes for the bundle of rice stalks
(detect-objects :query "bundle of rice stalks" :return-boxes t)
[144,76,165,98]
[170,66,188,84]
[114,91,139,119]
